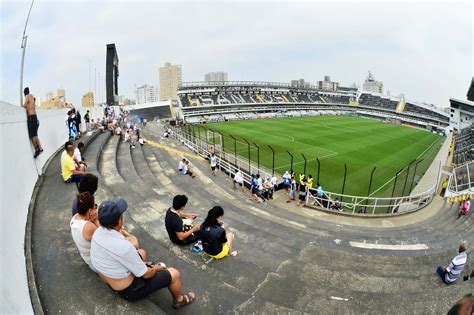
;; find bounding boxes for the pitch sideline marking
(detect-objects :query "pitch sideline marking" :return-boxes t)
[349,241,428,250]
[367,137,441,197]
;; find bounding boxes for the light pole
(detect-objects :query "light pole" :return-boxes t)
[20,0,35,106]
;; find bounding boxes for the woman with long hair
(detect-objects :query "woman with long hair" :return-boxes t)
[70,192,99,271]
[200,206,236,259]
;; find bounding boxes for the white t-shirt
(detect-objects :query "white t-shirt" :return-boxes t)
[73,148,82,162]
[182,164,188,175]
[234,171,244,184]
[124,132,130,142]
[210,156,217,167]
[178,160,184,170]
[270,176,277,186]
[90,227,147,279]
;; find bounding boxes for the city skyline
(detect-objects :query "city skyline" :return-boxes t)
[1,1,472,108]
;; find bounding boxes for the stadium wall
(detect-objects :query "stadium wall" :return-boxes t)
[0,101,67,314]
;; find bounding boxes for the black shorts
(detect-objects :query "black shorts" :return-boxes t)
[27,115,39,139]
[211,166,216,171]
[116,270,172,301]
[299,194,306,201]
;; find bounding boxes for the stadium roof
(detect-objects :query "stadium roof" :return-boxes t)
[467,77,474,102]
[450,97,474,108]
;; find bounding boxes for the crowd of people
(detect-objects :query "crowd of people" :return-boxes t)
[59,119,472,311]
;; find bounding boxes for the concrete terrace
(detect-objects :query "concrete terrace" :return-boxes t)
[28,124,473,314]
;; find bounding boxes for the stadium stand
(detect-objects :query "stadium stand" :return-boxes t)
[452,124,474,166]
[176,82,449,135]
[28,122,473,313]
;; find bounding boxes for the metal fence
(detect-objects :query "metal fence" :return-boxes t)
[171,125,439,216]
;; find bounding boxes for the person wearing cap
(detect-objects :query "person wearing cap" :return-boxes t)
[436,241,468,284]
[91,198,195,308]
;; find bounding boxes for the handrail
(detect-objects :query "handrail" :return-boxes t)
[169,125,438,216]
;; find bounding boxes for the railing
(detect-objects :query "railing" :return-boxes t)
[305,184,436,215]
[170,125,438,216]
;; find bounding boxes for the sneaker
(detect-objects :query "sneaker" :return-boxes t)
[33,149,41,158]
[463,275,470,281]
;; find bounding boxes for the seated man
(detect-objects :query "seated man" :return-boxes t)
[73,142,87,171]
[181,160,195,178]
[436,240,468,284]
[165,195,201,245]
[91,198,195,308]
[62,143,85,185]
[178,158,186,172]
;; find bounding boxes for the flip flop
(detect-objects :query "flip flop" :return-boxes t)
[173,292,196,309]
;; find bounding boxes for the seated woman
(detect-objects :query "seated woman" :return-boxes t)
[200,206,237,259]
[70,192,100,271]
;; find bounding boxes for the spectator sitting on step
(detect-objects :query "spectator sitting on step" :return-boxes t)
[436,240,468,284]
[70,192,99,271]
[200,206,237,259]
[91,198,196,307]
[124,129,136,148]
[178,158,186,172]
[74,142,87,170]
[181,160,195,178]
[62,143,85,186]
[165,195,201,245]
[456,198,470,219]
[138,136,146,146]
[72,173,99,216]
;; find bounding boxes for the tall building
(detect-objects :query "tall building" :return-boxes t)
[159,62,182,101]
[135,85,159,104]
[363,72,383,94]
[291,79,310,88]
[317,75,339,91]
[40,89,66,109]
[82,92,94,108]
[204,72,228,83]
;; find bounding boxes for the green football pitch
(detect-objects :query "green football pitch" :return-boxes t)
[193,115,444,197]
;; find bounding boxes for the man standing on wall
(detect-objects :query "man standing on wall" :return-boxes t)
[22,87,43,158]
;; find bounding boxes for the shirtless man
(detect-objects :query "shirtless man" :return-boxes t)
[22,87,43,158]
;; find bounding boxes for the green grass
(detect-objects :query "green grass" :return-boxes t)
[193,116,443,198]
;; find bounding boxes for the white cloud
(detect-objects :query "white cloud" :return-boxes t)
[1,0,472,108]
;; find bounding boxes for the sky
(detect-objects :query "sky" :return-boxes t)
[0,0,473,109]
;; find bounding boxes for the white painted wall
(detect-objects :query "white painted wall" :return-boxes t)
[0,101,69,314]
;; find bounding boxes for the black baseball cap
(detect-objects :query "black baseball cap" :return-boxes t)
[98,198,128,227]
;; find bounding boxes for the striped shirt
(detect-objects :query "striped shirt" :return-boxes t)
[445,251,467,283]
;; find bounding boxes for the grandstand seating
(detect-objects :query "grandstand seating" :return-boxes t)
[28,124,473,313]
[176,83,449,132]
[452,124,474,166]
[358,93,398,111]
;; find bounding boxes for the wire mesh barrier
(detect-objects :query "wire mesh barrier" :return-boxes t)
[171,125,439,216]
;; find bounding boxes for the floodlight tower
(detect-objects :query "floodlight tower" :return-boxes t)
[20,0,35,106]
